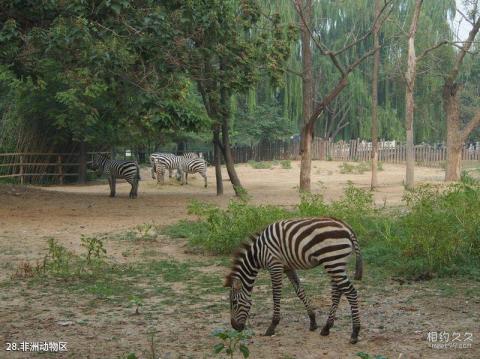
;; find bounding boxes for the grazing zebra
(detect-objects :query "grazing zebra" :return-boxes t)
[176,157,207,187]
[92,154,140,198]
[224,217,363,344]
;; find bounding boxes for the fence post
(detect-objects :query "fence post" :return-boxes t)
[78,141,87,184]
[58,155,64,185]
[19,155,24,185]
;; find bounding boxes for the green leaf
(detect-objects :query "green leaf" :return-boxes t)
[239,344,250,358]
[213,343,225,354]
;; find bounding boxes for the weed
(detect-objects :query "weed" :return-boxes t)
[212,328,252,358]
[280,160,292,169]
[356,352,388,359]
[339,161,383,174]
[80,235,106,265]
[248,160,272,169]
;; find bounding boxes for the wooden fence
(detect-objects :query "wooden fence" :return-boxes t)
[0,152,105,184]
[228,139,480,167]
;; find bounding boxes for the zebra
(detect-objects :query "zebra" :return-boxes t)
[92,154,140,198]
[149,152,198,180]
[224,217,363,344]
[176,157,207,187]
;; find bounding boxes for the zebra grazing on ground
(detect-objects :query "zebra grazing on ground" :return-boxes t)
[224,217,363,344]
[92,154,140,198]
[176,157,207,187]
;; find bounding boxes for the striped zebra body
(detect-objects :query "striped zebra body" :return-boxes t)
[150,153,175,179]
[225,217,362,344]
[92,154,140,198]
[176,158,208,187]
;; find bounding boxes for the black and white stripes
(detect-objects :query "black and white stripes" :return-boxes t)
[92,154,140,198]
[176,158,208,187]
[224,217,363,344]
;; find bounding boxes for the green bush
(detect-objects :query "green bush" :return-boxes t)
[248,160,272,169]
[280,160,292,169]
[165,183,480,278]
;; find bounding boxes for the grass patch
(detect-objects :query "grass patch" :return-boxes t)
[280,160,292,169]
[165,181,480,279]
[339,161,384,174]
[248,160,272,169]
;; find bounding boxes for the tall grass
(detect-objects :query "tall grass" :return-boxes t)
[165,181,480,278]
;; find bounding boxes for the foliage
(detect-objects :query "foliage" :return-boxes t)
[280,160,292,169]
[248,160,272,169]
[339,162,384,174]
[212,328,252,358]
[166,183,480,278]
[356,352,388,359]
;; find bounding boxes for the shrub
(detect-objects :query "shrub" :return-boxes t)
[248,160,272,169]
[165,183,480,278]
[280,160,292,169]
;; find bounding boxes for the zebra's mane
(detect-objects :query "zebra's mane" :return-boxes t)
[224,232,260,287]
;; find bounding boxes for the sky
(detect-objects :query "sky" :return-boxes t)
[452,0,475,41]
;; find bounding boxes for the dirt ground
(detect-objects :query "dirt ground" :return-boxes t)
[0,161,478,358]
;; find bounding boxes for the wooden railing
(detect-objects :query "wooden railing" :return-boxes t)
[0,152,106,184]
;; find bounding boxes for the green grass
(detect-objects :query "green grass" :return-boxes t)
[248,160,272,169]
[339,161,383,174]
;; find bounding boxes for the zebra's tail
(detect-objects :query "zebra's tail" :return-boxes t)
[351,231,363,280]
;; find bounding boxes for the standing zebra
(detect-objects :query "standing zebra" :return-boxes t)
[92,154,140,198]
[150,153,175,179]
[224,217,363,344]
[151,153,198,184]
[176,157,208,187]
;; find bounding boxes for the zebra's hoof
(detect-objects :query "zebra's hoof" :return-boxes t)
[320,326,330,336]
[350,336,358,344]
[309,323,318,331]
[264,328,275,336]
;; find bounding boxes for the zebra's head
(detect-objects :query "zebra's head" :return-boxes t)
[224,274,252,331]
[91,154,109,175]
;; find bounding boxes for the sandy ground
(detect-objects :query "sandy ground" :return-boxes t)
[0,161,478,359]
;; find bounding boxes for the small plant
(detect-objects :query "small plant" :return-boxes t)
[130,295,143,315]
[43,238,74,276]
[356,352,388,359]
[339,161,382,174]
[80,235,107,265]
[212,328,252,358]
[280,160,292,169]
[248,160,272,169]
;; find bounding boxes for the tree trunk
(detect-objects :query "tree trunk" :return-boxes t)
[78,141,87,184]
[219,67,244,196]
[213,126,224,195]
[370,0,381,190]
[442,13,480,181]
[404,0,422,190]
[298,0,314,192]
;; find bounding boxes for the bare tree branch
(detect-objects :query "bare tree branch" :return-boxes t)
[461,109,480,142]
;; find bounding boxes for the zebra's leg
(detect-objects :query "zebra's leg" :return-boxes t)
[320,281,342,336]
[151,164,156,179]
[285,270,318,331]
[326,274,360,344]
[109,176,116,197]
[202,171,207,188]
[265,264,284,336]
[129,179,138,199]
[185,173,188,184]
[169,169,173,178]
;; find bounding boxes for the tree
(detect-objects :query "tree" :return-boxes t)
[443,1,480,181]
[294,0,393,192]
[404,0,423,190]
[371,0,382,190]
[163,0,293,195]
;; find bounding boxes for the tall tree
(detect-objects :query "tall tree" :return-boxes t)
[404,0,423,189]
[443,1,480,181]
[371,0,382,190]
[294,0,393,192]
